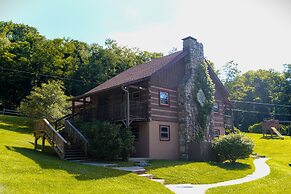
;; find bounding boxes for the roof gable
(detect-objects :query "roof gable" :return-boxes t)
[80,51,184,97]
[72,50,229,101]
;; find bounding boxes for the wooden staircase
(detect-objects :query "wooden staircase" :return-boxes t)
[34,117,88,160]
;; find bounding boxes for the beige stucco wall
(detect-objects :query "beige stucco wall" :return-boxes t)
[133,122,149,157]
[148,121,179,160]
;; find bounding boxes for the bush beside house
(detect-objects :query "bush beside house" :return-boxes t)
[212,133,254,163]
[75,120,134,161]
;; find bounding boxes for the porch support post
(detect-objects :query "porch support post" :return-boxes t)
[41,136,45,152]
[34,136,38,150]
[83,98,86,109]
[83,97,86,120]
[72,100,75,115]
[121,86,130,128]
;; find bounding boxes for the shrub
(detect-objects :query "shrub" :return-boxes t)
[212,133,254,163]
[18,80,70,122]
[225,127,241,135]
[75,120,134,161]
[280,125,291,135]
[248,123,263,133]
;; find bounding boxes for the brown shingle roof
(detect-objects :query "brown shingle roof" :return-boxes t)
[73,51,184,99]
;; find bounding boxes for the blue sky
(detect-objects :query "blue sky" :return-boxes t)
[1,0,290,73]
[0,0,174,44]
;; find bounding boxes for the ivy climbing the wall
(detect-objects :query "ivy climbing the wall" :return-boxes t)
[192,61,215,140]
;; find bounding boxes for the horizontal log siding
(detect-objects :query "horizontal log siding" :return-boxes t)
[149,85,179,122]
[212,100,225,134]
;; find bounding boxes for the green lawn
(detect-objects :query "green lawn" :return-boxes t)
[3,115,288,194]
[207,133,291,194]
[0,115,171,194]
[146,158,254,184]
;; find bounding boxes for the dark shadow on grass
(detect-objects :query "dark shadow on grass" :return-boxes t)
[260,136,282,140]
[146,160,251,171]
[6,146,129,181]
[0,115,34,134]
[208,161,252,170]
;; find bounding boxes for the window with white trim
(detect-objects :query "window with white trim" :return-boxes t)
[159,125,170,141]
[159,91,169,106]
[213,102,219,112]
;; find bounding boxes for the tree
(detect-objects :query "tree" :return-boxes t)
[0,21,162,108]
[0,21,45,108]
[226,69,288,131]
[18,80,70,121]
[277,64,291,115]
[221,61,241,90]
[206,59,220,76]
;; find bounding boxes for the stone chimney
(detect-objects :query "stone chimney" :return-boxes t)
[178,36,206,160]
[182,36,204,67]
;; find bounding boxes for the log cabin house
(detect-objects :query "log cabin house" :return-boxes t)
[70,36,233,160]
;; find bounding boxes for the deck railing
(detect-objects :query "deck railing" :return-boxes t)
[81,101,148,122]
[64,119,88,156]
[34,119,67,158]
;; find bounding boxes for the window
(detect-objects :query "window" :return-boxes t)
[214,129,220,137]
[213,102,219,112]
[159,125,170,141]
[159,91,169,106]
[132,126,139,142]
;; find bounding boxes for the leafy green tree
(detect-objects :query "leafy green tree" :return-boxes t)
[206,59,220,76]
[221,61,241,90]
[0,21,162,108]
[18,80,70,121]
[0,21,45,108]
[227,69,288,130]
[277,64,291,115]
[69,39,162,96]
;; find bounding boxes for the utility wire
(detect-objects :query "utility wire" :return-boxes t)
[231,100,291,108]
[1,66,91,84]
[232,109,291,117]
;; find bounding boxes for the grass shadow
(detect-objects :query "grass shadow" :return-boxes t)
[208,161,252,170]
[6,146,129,181]
[261,136,282,140]
[146,159,251,171]
[0,115,34,134]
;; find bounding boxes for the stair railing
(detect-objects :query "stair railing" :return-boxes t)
[34,119,68,158]
[64,119,88,156]
[55,112,80,130]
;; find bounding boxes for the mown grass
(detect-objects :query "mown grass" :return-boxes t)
[0,115,172,194]
[146,158,254,184]
[207,133,291,194]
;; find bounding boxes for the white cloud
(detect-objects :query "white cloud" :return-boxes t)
[109,0,291,73]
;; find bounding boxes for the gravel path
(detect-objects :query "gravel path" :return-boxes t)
[166,158,270,194]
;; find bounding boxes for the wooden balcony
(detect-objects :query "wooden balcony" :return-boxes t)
[81,101,148,122]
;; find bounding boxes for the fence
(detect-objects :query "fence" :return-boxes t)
[0,108,23,116]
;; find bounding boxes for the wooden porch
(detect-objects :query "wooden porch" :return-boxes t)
[79,100,148,123]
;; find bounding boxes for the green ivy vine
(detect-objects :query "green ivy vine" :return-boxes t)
[192,61,215,141]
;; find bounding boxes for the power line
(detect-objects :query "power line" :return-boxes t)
[232,109,291,117]
[1,66,90,84]
[231,100,291,108]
